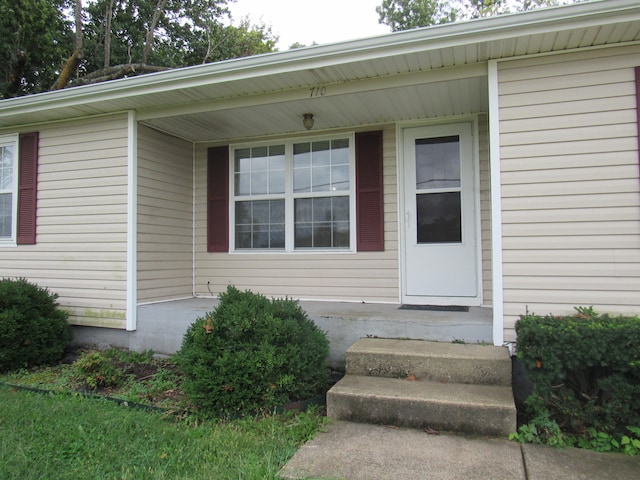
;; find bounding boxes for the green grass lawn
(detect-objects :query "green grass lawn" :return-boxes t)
[0,385,323,479]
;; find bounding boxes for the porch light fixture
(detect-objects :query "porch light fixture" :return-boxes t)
[303,113,314,130]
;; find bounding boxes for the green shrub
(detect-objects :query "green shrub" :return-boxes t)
[0,278,72,372]
[177,286,330,417]
[73,351,124,390]
[515,307,640,437]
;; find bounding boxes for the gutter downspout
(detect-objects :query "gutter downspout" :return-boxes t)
[126,111,138,331]
[488,60,505,348]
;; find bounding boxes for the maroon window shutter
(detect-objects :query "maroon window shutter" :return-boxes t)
[636,67,640,171]
[207,146,229,252]
[17,132,39,245]
[355,131,384,251]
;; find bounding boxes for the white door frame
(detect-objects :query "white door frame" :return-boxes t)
[397,116,483,306]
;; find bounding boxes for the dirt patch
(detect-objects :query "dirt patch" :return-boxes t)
[121,362,158,380]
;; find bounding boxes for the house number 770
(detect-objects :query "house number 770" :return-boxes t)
[309,86,327,97]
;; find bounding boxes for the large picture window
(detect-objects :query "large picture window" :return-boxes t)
[231,135,355,252]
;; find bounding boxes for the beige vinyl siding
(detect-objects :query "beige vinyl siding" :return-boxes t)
[498,45,640,341]
[194,125,400,302]
[478,114,492,306]
[0,115,129,328]
[137,125,193,302]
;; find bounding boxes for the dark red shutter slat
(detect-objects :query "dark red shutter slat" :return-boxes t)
[207,146,229,252]
[355,131,384,251]
[17,132,38,245]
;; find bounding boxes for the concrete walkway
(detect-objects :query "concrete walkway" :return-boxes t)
[278,421,640,480]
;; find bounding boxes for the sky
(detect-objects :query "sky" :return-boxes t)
[227,0,392,50]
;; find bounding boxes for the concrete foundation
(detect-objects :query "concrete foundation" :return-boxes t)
[72,297,493,368]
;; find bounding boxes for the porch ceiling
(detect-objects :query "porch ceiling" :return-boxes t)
[139,75,489,142]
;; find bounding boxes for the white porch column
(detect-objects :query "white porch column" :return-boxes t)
[488,60,505,347]
[126,111,138,331]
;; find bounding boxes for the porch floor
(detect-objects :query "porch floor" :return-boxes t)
[133,298,492,368]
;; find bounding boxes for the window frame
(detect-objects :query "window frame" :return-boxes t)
[0,134,19,247]
[229,133,357,253]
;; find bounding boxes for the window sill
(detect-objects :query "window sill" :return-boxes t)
[229,248,356,255]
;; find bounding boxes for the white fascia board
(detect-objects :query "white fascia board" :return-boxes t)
[0,0,638,121]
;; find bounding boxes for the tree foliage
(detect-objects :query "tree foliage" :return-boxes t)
[78,0,276,84]
[1,0,277,96]
[376,0,462,30]
[376,0,583,32]
[0,0,74,98]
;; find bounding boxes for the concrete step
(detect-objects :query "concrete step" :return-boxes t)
[346,338,511,386]
[327,374,517,437]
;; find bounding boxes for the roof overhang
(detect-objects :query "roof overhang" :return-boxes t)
[0,0,639,141]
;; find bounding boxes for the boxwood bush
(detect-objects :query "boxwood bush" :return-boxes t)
[177,286,330,417]
[516,307,640,437]
[0,278,72,372]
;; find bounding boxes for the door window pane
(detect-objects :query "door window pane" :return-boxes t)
[416,192,461,243]
[415,136,460,190]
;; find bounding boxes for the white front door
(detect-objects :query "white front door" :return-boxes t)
[401,122,479,305]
